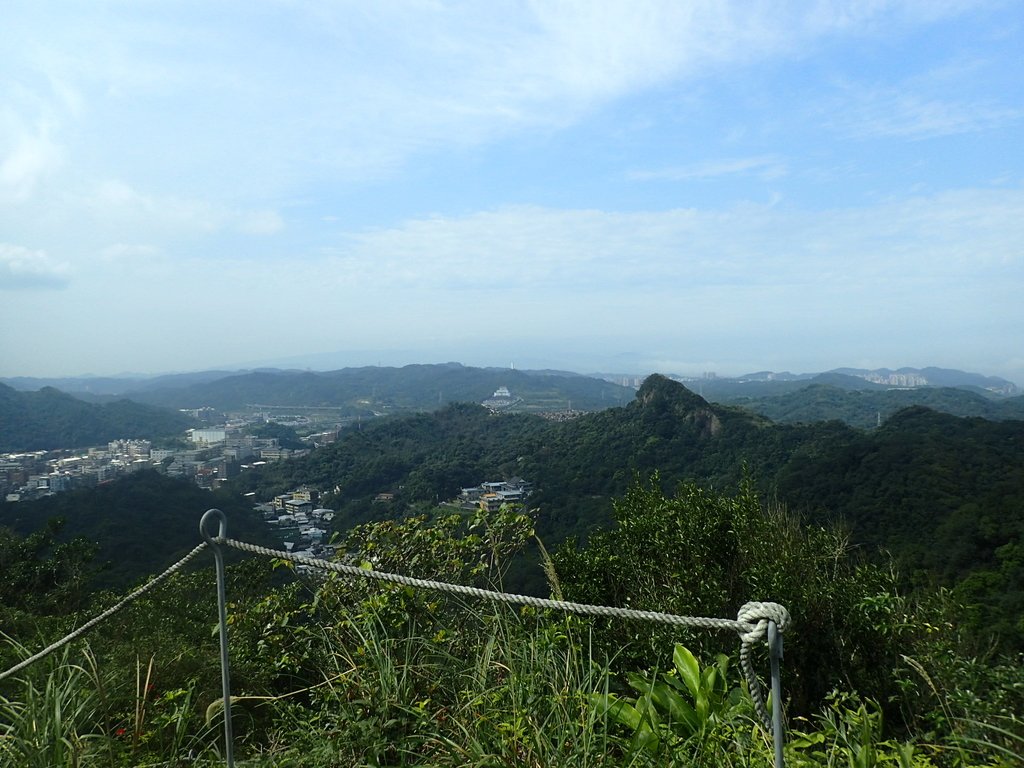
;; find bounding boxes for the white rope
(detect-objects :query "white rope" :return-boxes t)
[738,601,791,729]
[221,537,790,730]
[0,543,208,683]
[0,529,792,732]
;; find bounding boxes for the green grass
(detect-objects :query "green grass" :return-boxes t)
[2,600,1021,767]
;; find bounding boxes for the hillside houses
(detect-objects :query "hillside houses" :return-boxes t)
[255,486,336,558]
[460,477,532,512]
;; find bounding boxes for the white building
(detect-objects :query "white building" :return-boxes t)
[190,428,228,446]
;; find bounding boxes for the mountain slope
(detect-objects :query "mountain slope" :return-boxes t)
[0,383,196,451]
[122,363,635,412]
[733,383,1024,427]
[0,470,270,588]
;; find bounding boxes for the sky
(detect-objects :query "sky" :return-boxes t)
[2,1,1023,383]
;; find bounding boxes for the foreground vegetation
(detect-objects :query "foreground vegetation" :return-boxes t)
[2,481,1022,766]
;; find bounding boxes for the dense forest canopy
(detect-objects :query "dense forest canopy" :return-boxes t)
[0,383,196,451]
[0,471,272,589]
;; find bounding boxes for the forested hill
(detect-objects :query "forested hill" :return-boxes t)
[777,405,1024,569]
[233,374,1024,645]
[0,383,196,451]
[773,404,1024,643]
[0,470,270,588]
[113,363,636,412]
[720,382,1024,427]
[233,375,1024,552]
[232,373,1021,559]
[230,374,789,538]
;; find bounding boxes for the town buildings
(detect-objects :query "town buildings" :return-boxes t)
[459,477,532,512]
[1,427,309,502]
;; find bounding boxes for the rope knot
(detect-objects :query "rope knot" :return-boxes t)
[736,601,791,644]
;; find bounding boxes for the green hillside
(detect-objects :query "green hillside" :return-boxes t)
[12,374,1017,642]
[0,383,196,452]
[0,470,270,589]
[121,363,635,412]
[726,382,1024,427]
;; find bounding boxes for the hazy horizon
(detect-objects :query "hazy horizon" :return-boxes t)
[3,3,1022,383]
[3,350,1021,390]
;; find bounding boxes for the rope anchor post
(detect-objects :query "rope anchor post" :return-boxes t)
[768,619,785,768]
[736,602,790,768]
[200,509,235,768]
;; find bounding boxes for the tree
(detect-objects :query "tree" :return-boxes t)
[0,518,96,615]
[554,476,930,718]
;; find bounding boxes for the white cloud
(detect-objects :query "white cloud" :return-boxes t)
[828,88,1022,140]
[4,186,1019,376]
[1,1,1018,378]
[90,180,218,232]
[0,126,62,202]
[2,1,988,193]
[630,155,787,181]
[87,180,283,237]
[238,210,285,236]
[0,243,70,289]
[99,243,160,262]
[329,187,1024,295]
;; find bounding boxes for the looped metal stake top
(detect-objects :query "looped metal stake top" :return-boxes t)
[201,509,235,768]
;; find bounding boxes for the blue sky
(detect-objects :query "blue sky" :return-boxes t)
[2,1,1022,382]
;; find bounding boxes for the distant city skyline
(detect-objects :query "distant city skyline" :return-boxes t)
[2,3,1022,383]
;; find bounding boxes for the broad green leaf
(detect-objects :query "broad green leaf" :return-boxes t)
[701,664,720,693]
[673,644,701,698]
[638,691,661,729]
[695,688,710,723]
[895,743,915,768]
[630,724,660,755]
[789,731,826,749]
[627,670,657,697]
[649,682,700,735]
[662,672,686,692]
[589,693,642,731]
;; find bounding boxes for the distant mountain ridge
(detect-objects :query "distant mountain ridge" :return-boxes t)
[3,364,1019,444]
[735,383,1024,428]
[6,363,1018,397]
[658,367,1024,428]
[0,365,636,452]
[660,366,1019,406]
[726,366,1019,394]
[829,366,1018,394]
[29,363,636,413]
[0,370,244,396]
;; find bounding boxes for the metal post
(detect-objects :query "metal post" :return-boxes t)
[768,619,785,768]
[200,509,235,768]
